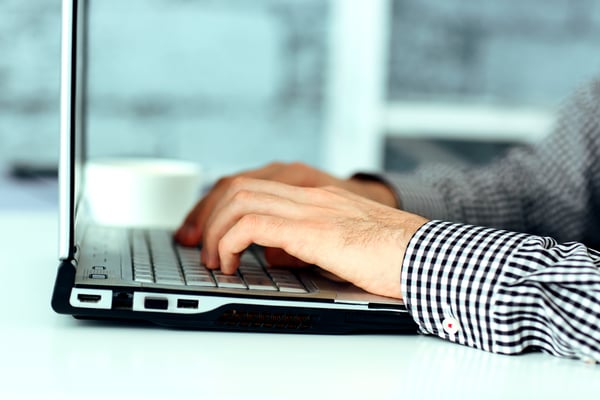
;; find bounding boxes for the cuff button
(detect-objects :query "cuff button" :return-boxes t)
[443,317,460,335]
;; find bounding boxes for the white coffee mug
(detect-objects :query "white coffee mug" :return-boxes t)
[85,158,202,228]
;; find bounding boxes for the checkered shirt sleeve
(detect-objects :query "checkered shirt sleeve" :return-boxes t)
[376,79,600,361]
[384,80,600,242]
[401,221,600,362]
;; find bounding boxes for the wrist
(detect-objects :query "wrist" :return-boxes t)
[347,177,398,208]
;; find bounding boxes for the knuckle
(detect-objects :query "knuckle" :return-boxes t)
[228,176,250,191]
[239,213,260,229]
[288,161,309,173]
[307,186,334,201]
[231,189,254,203]
[215,175,250,192]
[215,175,233,187]
[321,185,339,192]
[214,176,234,191]
[322,185,348,198]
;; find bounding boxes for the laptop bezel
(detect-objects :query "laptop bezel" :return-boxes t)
[59,0,88,261]
[58,0,76,261]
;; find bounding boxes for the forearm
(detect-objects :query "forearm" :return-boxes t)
[380,79,600,243]
[401,220,600,362]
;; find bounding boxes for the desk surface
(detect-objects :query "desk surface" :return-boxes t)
[0,210,598,399]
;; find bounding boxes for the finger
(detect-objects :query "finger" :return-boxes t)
[200,179,301,263]
[241,161,287,179]
[203,190,309,268]
[174,163,290,244]
[175,161,339,243]
[267,162,331,187]
[174,191,222,246]
[206,178,320,222]
[240,162,324,187]
[175,179,255,246]
[174,196,210,245]
[201,178,333,249]
[203,182,360,267]
[216,179,350,220]
[218,214,318,274]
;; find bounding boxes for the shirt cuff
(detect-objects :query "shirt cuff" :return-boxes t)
[380,172,450,220]
[400,220,527,352]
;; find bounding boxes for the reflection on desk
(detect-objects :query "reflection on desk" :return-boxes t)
[0,211,597,399]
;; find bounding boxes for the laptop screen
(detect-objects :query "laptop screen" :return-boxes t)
[59,0,87,260]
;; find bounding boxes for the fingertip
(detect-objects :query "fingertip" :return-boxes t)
[200,247,207,265]
[174,226,185,241]
[219,254,240,275]
[174,224,202,246]
[205,254,218,270]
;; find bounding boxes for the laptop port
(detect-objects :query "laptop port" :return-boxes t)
[144,297,169,310]
[177,299,199,309]
[77,293,101,303]
[113,292,133,309]
[70,289,112,309]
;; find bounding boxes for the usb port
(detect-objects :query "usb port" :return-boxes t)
[144,297,169,310]
[77,293,102,303]
[177,299,199,309]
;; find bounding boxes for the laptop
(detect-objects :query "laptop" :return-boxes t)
[52,0,417,334]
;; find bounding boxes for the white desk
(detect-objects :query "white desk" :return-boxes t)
[0,210,598,399]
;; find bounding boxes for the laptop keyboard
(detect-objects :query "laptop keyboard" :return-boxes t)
[130,229,307,293]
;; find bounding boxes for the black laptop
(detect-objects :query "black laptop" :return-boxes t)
[51,0,417,334]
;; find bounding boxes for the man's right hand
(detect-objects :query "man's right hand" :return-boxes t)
[175,174,427,299]
[174,162,397,265]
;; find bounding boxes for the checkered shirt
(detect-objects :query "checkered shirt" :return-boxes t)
[382,79,600,362]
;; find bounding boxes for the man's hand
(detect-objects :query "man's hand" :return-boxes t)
[175,175,427,299]
[175,162,397,247]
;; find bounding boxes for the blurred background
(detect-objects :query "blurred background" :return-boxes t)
[2,0,600,209]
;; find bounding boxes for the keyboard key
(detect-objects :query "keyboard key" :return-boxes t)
[125,228,295,292]
[134,276,154,283]
[186,275,216,287]
[213,272,247,289]
[240,252,262,267]
[276,283,307,293]
[238,265,264,275]
[181,263,208,272]
[268,269,307,293]
[245,276,278,291]
[155,274,183,283]
[134,268,153,276]
[155,276,185,285]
